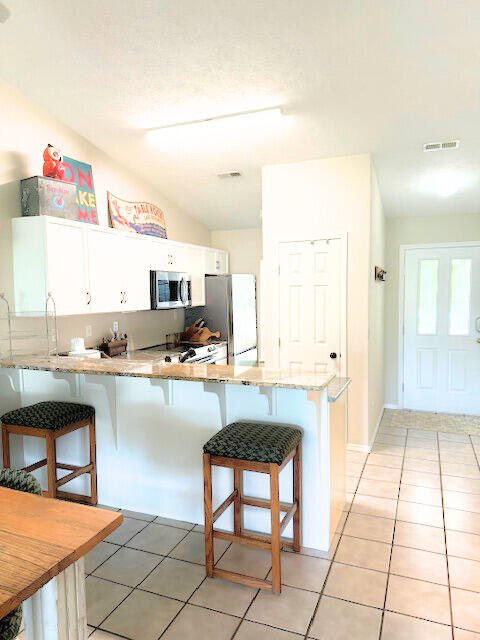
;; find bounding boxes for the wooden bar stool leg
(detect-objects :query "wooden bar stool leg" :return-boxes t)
[46,432,57,498]
[89,416,98,505]
[293,444,302,552]
[269,463,282,594]
[2,426,11,468]
[203,453,214,577]
[233,468,243,536]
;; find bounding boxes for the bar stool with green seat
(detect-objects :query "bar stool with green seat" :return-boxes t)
[0,468,42,640]
[1,401,97,505]
[203,420,303,594]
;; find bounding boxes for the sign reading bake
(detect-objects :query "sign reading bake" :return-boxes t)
[63,156,98,224]
[107,192,167,239]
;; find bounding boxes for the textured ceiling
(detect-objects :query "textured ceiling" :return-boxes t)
[1,0,479,228]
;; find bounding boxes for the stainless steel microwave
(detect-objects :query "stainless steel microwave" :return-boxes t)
[150,271,192,309]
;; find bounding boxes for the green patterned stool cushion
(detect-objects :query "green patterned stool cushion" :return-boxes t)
[203,421,302,465]
[0,469,42,640]
[1,401,94,430]
[0,605,22,640]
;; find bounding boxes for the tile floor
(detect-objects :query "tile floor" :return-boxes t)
[83,415,480,640]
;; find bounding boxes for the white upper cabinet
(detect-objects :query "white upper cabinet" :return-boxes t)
[12,216,228,315]
[204,248,229,275]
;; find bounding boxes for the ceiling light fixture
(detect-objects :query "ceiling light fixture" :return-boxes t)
[424,169,463,197]
[146,106,283,134]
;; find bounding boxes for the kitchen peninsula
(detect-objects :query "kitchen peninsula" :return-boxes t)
[0,355,349,552]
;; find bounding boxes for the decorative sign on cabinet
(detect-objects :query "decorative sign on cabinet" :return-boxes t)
[12,216,228,316]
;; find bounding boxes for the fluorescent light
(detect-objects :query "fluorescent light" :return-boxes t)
[146,106,283,134]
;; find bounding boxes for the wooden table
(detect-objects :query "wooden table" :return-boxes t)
[0,487,122,639]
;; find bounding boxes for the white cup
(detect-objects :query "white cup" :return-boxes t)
[70,337,85,352]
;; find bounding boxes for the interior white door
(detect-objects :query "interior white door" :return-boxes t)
[279,239,342,375]
[403,245,480,414]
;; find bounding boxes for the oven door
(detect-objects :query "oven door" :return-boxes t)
[150,271,192,309]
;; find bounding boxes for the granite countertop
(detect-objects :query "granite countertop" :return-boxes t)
[0,354,335,391]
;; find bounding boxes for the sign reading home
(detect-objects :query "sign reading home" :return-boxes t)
[107,192,167,238]
[63,156,98,224]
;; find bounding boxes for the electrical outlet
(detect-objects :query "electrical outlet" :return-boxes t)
[85,325,92,337]
[113,321,119,333]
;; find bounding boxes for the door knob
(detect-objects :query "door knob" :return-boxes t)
[329,352,337,359]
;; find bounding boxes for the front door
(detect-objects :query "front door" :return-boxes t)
[278,239,343,375]
[403,245,480,414]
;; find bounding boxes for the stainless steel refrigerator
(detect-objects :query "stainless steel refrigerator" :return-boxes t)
[185,274,257,365]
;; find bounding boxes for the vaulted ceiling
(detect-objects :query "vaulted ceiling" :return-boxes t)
[1,0,479,228]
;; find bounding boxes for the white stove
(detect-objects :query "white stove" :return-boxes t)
[140,342,227,365]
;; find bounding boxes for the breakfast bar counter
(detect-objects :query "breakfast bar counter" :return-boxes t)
[0,355,349,552]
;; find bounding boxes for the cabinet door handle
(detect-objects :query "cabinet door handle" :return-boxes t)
[86,291,91,305]
[120,291,125,303]
[124,291,128,303]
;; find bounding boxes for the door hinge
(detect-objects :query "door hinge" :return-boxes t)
[278,337,281,348]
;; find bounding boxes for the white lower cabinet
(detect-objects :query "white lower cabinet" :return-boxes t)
[12,216,228,315]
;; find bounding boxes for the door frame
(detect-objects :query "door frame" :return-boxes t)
[276,234,348,377]
[398,240,480,409]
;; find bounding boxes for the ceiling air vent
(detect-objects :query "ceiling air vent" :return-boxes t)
[217,171,242,179]
[423,140,459,152]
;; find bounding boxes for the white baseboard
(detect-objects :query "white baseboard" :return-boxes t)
[347,443,371,453]
[384,404,399,410]
[369,405,386,450]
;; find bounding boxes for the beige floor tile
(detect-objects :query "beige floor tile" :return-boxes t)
[189,576,256,616]
[346,476,360,492]
[449,556,480,591]
[441,454,478,467]
[299,535,340,560]
[90,631,126,640]
[121,509,156,521]
[357,478,399,499]
[375,434,407,446]
[237,620,302,639]
[266,551,330,592]
[386,574,450,625]
[403,458,439,474]
[343,512,394,544]
[394,521,445,554]
[390,546,448,585]
[170,531,230,565]
[351,494,397,519]
[401,469,441,489]
[324,562,387,608]
[442,476,480,495]
[399,484,442,507]
[444,491,480,514]
[362,465,402,483]
[126,522,187,555]
[408,428,437,439]
[139,557,205,601]
[154,516,195,530]
[161,604,239,639]
[446,530,480,561]
[100,589,183,640]
[335,535,390,572]
[371,443,405,456]
[454,628,480,639]
[93,547,161,587]
[379,426,407,437]
[346,461,364,477]
[335,511,348,533]
[309,595,382,640]
[445,508,480,535]
[439,432,470,443]
[85,542,119,574]
[347,450,368,464]
[442,463,480,479]
[405,448,439,462]
[246,585,317,635]
[451,588,480,633]
[366,453,403,469]
[396,501,444,528]
[104,517,147,545]
[216,542,271,579]
[85,576,131,627]
[381,611,452,640]
[406,438,438,450]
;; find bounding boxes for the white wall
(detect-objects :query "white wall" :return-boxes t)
[368,168,386,441]
[262,154,379,447]
[0,79,211,352]
[385,213,480,407]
